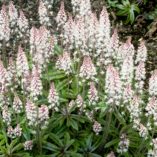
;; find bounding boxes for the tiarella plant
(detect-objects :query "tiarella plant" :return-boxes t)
[0,0,155,157]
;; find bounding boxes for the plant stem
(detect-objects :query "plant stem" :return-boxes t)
[36,107,42,155]
[82,82,86,99]
[2,40,7,67]
[98,110,112,153]
[104,111,112,142]
[36,124,42,155]
[137,138,145,154]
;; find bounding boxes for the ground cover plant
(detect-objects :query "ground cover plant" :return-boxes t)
[0,0,156,157]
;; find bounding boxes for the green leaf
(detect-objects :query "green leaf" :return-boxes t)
[67,151,83,157]
[65,139,75,151]
[0,134,5,139]
[58,116,65,127]
[0,139,5,146]
[56,79,69,91]
[105,139,119,148]
[133,4,140,13]
[114,109,126,125]
[117,4,125,10]
[11,143,23,153]
[62,90,76,99]
[107,0,119,8]
[70,119,79,130]
[2,131,8,145]
[116,0,140,24]
[10,139,18,149]
[88,153,102,157]
[36,98,47,104]
[41,153,60,157]
[72,115,86,123]
[43,142,60,151]
[0,146,7,154]
[71,76,80,95]
[122,0,130,6]
[117,9,128,16]
[86,134,93,148]
[96,101,107,112]
[54,45,63,55]
[91,137,101,152]
[22,125,31,140]
[42,71,66,81]
[66,116,71,127]
[49,133,63,147]
[13,152,31,157]
[64,132,70,144]
[59,97,68,103]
